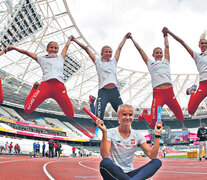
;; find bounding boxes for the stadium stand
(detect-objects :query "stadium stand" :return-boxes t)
[34,118,51,127]
[64,117,95,139]
[162,119,184,129]
[44,117,88,139]
[0,104,92,140]
[201,118,207,125]
[0,106,25,122]
[61,121,88,139]
[0,135,75,156]
[183,119,201,128]
[0,106,12,119]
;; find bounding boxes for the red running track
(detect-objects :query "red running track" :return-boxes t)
[0,156,207,180]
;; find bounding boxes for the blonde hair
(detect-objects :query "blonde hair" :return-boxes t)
[117,104,134,114]
[199,30,207,43]
[152,47,162,54]
[101,45,112,53]
[47,41,59,50]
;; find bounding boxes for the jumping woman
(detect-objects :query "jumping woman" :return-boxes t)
[6,37,74,119]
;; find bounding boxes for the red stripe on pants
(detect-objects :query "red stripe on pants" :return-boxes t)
[188,80,207,115]
[24,79,74,119]
[144,87,184,127]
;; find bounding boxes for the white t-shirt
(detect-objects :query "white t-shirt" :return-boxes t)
[95,56,118,89]
[193,51,207,82]
[37,54,64,83]
[147,58,172,88]
[107,127,146,173]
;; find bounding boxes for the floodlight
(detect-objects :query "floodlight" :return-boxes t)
[63,54,82,81]
[0,0,43,49]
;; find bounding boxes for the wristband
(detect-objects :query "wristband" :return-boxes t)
[4,49,7,54]
[69,36,73,41]
[103,131,107,133]
[155,135,161,138]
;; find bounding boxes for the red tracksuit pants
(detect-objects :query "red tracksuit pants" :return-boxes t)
[188,80,207,115]
[24,79,74,119]
[144,87,184,127]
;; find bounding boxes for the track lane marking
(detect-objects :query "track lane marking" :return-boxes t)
[78,160,99,172]
[43,161,58,180]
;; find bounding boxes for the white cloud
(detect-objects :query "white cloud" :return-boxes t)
[68,0,207,73]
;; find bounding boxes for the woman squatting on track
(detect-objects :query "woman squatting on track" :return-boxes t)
[96,104,162,180]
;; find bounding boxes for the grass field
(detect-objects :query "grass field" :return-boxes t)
[165,154,188,158]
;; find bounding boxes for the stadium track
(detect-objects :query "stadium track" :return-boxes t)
[0,156,206,179]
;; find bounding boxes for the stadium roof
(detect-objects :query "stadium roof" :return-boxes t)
[0,0,206,119]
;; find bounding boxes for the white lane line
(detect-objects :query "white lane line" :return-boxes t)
[0,159,35,164]
[160,170,207,175]
[79,160,99,172]
[43,161,56,180]
[161,165,207,169]
[75,176,100,179]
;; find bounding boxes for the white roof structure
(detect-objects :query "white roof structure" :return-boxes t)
[0,0,206,119]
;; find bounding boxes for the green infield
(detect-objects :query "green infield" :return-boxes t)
[165,154,188,158]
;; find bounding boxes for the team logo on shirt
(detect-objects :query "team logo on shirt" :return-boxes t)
[45,54,58,58]
[152,61,168,67]
[102,58,112,62]
[200,52,207,56]
[131,139,135,144]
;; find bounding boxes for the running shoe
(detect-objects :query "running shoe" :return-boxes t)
[89,95,96,104]
[33,81,40,89]
[186,85,197,95]
[138,109,148,122]
[199,157,202,161]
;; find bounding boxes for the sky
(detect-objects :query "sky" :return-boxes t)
[68,0,207,74]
